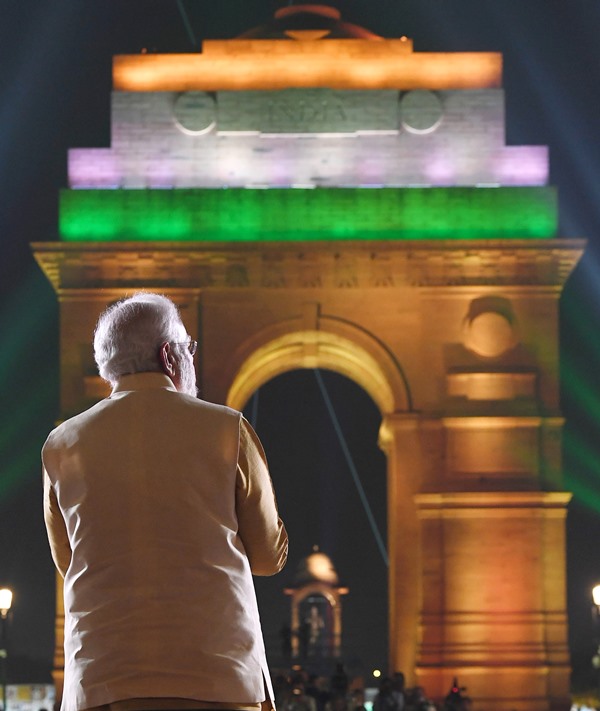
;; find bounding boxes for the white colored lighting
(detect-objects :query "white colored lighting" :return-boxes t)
[372,669,382,678]
[592,585,600,607]
[0,588,12,616]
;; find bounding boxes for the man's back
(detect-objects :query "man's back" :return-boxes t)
[43,372,287,711]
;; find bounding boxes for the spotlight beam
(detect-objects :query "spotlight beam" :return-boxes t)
[314,369,389,567]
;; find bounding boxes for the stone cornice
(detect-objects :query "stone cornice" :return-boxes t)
[31,239,585,293]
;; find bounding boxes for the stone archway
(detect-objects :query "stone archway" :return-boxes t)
[30,14,584,707]
[223,318,417,677]
[224,318,410,413]
[33,237,583,710]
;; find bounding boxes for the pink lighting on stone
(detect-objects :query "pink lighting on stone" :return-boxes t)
[420,148,548,188]
[68,149,121,189]
[495,146,549,185]
[268,160,295,187]
[147,162,176,189]
[425,157,456,185]
[359,159,391,186]
[68,145,549,189]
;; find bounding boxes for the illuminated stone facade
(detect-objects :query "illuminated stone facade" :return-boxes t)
[34,9,583,710]
[68,86,547,189]
[68,37,543,191]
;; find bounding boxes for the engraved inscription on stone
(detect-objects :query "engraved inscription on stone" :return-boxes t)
[173,92,217,135]
[399,90,443,134]
[218,89,399,134]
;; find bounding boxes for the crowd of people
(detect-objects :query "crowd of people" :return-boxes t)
[272,667,471,711]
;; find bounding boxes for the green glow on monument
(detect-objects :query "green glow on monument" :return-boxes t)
[59,187,557,242]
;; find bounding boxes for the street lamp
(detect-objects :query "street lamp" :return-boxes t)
[0,588,12,711]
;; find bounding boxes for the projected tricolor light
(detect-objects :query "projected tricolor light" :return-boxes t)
[58,186,557,242]
[111,41,502,92]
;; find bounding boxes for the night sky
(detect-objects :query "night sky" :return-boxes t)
[1,0,600,691]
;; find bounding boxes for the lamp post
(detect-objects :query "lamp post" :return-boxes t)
[0,588,12,711]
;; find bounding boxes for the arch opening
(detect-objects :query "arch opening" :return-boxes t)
[239,368,389,678]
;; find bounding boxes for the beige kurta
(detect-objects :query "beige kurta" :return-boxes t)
[42,373,288,711]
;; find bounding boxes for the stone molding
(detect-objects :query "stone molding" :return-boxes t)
[32,239,585,292]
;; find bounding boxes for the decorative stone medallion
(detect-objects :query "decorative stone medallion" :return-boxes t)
[399,90,443,134]
[173,92,216,135]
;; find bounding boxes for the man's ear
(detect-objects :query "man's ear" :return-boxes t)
[158,341,177,379]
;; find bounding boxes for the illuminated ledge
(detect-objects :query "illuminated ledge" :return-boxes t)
[59,187,557,242]
[447,372,537,401]
[415,491,572,517]
[113,43,502,92]
[32,239,585,293]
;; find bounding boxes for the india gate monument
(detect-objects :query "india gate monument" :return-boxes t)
[33,4,584,710]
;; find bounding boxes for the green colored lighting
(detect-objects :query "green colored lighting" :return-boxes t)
[564,428,600,511]
[0,268,58,500]
[59,187,557,242]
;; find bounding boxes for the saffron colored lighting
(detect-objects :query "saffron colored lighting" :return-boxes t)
[59,187,557,242]
[113,43,502,92]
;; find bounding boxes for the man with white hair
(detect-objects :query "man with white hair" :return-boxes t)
[42,292,288,711]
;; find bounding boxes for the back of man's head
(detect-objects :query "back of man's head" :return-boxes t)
[94,293,185,386]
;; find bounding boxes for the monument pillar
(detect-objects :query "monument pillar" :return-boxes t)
[379,413,422,683]
[416,491,571,710]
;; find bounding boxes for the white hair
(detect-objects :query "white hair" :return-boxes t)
[94,293,186,385]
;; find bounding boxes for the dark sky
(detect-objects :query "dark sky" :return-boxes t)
[1,0,600,690]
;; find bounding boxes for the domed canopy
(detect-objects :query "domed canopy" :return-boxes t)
[291,546,341,587]
[237,4,382,40]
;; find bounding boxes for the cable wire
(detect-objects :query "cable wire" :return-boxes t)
[314,369,389,567]
[176,0,198,50]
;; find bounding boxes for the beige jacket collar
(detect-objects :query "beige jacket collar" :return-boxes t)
[112,372,177,394]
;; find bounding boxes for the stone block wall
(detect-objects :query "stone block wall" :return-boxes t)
[68,89,548,189]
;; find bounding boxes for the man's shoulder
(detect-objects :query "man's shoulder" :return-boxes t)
[163,396,244,450]
[43,395,242,452]
[43,399,112,450]
[180,395,242,423]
